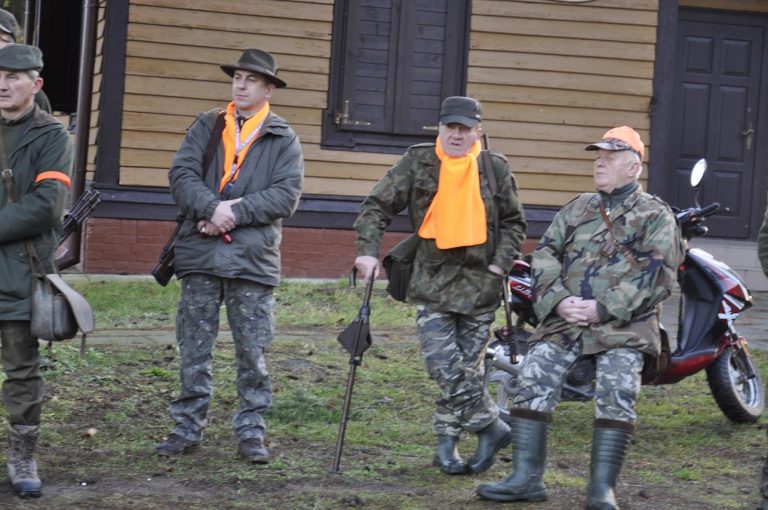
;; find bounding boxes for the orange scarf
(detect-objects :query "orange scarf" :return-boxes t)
[218,101,270,192]
[418,138,487,249]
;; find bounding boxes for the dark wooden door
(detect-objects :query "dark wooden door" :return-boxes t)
[668,10,766,238]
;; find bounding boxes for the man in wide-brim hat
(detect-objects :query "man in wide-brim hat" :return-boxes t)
[155,48,303,465]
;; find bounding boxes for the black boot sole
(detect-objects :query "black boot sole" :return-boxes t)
[476,484,547,502]
[432,456,468,475]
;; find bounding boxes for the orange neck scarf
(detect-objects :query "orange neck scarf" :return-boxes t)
[219,101,270,192]
[418,138,487,249]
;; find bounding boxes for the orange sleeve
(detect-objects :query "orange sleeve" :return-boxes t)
[34,171,71,188]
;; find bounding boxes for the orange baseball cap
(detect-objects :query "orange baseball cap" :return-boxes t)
[585,126,644,160]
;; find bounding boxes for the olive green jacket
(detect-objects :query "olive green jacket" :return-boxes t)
[0,106,72,319]
[355,144,527,314]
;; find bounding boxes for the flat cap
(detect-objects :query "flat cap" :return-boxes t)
[0,44,43,72]
[440,96,482,128]
[0,9,18,41]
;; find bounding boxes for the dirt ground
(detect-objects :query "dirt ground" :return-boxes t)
[0,292,766,510]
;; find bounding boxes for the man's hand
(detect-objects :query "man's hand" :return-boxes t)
[355,255,380,281]
[210,198,243,232]
[556,296,600,326]
[197,219,222,237]
[488,264,504,276]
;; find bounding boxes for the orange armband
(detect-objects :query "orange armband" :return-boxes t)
[35,171,71,188]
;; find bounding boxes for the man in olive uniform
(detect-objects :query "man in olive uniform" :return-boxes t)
[477,126,683,509]
[354,96,527,475]
[0,9,52,114]
[0,44,72,498]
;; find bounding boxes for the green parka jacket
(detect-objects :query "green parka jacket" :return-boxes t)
[529,187,683,356]
[0,106,72,319]
[169,108,304,287]
[355,143,527,314]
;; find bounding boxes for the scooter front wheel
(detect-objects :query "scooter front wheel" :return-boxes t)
[705,345,764,423]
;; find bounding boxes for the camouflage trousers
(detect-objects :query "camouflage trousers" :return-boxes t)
[0,321,42,426]
[416,307,498,436]
[762,422,768,508]
[169,274,275,442]
[511,340,644,423]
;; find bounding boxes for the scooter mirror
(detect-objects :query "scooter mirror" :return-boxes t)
[690,158,707,187]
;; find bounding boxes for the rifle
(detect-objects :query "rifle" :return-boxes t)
[59,189,101,246]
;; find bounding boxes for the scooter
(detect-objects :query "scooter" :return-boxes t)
[486,159,765,424]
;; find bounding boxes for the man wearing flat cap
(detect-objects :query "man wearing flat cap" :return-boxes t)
[477,126,682,509]
[156,48,303,464]
[0,9,51,113]
[354,96,526,475]
[0,44,72,498]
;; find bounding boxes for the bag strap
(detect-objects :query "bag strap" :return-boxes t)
[0,128,46,277]
[202,110,226,182]
[598,199,638,267]
[479,149,500,255]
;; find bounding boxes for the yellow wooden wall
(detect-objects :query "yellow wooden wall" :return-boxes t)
[469,0,658,206]
[114,0,660,208]
[86,0,107,185]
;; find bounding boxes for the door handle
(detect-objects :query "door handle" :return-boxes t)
[742,122,754,151]
[333,100,372,127]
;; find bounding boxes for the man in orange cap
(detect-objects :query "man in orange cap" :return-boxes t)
[477,126,683,509]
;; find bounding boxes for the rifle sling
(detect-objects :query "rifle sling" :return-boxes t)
[598,199,638,267]
[479,149,500,255]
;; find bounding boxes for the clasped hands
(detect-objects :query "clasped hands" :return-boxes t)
[556,296,600,327]
[198,198,242,236]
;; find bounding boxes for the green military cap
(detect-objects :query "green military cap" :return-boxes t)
[439,96,482,128]
[0,9,18,41]
[0,44,43,72]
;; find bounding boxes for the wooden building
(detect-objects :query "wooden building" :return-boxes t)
[26,0,768,279]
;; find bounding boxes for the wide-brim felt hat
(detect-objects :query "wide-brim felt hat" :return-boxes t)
[221,48,286,88]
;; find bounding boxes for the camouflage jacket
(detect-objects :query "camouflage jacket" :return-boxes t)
[758,207,768,277]
[354,143,527,314]
[529,186,683,356]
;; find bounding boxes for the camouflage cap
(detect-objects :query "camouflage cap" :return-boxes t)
[440,96,482,128]
[0,9,18,41]
[0,44,43,72]
[585,126,645,159]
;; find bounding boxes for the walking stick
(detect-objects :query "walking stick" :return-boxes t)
[331,269,375,473]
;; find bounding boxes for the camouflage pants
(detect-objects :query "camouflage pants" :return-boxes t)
[169,274,275,442]
[762,419,768,508]
[511,340,644,423]
[0,321,42,426]
[416,307,498,436]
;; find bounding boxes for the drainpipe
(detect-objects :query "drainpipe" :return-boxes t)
[57,0,98,270]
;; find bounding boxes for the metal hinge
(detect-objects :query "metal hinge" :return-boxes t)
[333,100,372,126]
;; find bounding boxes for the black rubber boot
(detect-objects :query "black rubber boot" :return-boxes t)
[468,417,512,474]
[432,434,468,474]
[585,419,634,510]
[476,409,550,502]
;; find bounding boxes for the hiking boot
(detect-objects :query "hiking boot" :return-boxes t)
[155,433,200,457]
[7,425,41,499]
[432,434,468,474]
[239,437,271,464]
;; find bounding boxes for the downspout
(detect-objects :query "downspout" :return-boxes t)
[23,0,35,44]
[57,0,99,270]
